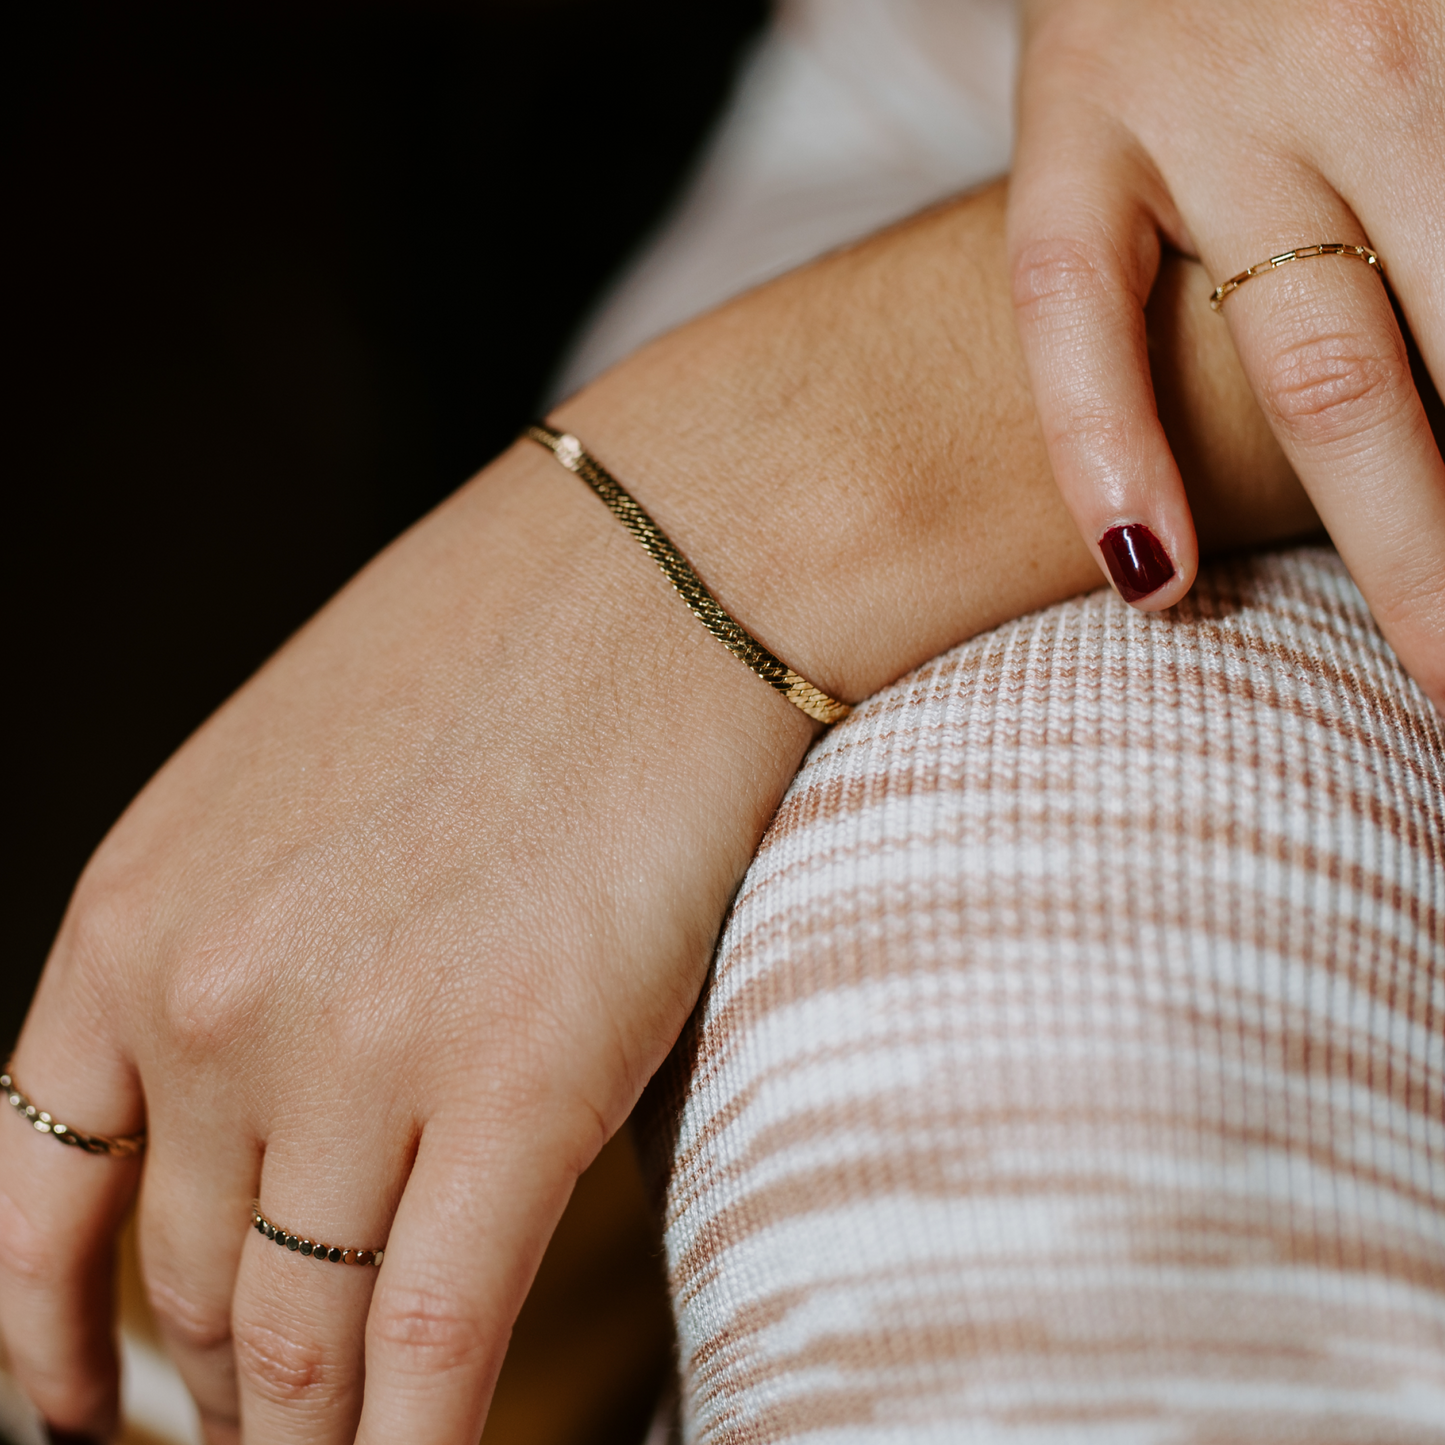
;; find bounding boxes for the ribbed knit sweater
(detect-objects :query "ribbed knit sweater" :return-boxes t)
[641,548,1445,1443]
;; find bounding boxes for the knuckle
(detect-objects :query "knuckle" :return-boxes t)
[157,945,258,1059]
[1037,404,1136,470]
[1256,331,1405,447]
[62,866,149,992]
[1318,0,1434,91]
[4,1353,113,1433]
[0,1202,117,1424]
[369,1283,489,1377]
[1010,236,1117,321]
[0,1191,64,1289]
[145,1274,233,1356]
[232,1312,332,1405]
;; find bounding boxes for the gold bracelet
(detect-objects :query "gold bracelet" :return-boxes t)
[1210,242,1382,311]
[2,1067,146,1158]
[524,423,852,725]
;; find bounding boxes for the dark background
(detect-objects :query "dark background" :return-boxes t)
[7,0,769,1055]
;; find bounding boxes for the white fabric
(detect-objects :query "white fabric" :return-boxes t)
[644,550,1445,1443]
[555,0,1018,397]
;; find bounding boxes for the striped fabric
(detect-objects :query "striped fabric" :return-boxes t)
[641,546,1445,1443]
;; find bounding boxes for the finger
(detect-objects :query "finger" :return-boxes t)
[1208,199,1445,706]
[1008,97,1199,610]
[1357,207,1445,419]
[354,1113,584,1444]
[230,1128,410,1444]
[1320,32,1445,450]
[0,970,143,1440]
[135,1097,261,1443]
[1346,177,1445,704]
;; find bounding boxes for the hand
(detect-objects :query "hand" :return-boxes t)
[0,440,817,1444]
[0,183,1321,1443]
[1007,0,1445,708]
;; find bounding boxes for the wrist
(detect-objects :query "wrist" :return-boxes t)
[553,183,1092,704]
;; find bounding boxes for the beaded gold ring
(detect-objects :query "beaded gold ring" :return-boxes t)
[251,1203,385,1267]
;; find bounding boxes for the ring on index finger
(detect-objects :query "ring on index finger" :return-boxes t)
[1210,242,1383,310]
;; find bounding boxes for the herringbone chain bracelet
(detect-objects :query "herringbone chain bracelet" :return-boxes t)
[525,423,852,725]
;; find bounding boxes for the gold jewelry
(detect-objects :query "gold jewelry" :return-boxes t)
[1,1068,146,1158]
[252,1203,385,1267]
[524,423,852,725]
[1210,242,1382,311]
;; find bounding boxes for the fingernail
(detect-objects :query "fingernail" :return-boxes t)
[1099,523,1176,603]
[46,1429,106,1445]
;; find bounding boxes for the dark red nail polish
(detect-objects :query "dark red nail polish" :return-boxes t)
[1099,524,1176,603]
[45,1429,106,1445]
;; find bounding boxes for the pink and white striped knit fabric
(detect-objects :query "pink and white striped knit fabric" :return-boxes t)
[642,546,1445,1444]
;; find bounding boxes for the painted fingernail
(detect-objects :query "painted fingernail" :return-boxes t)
[1099,524,1176,603]
[45,1428,106,1445]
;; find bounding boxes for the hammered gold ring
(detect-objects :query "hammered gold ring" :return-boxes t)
[252,1203,386,1267]
[1210,242,1382,311]
[2,1067,146,1158]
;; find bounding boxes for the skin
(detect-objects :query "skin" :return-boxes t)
[0,183,1321,1444]
[1009,0,1445,709]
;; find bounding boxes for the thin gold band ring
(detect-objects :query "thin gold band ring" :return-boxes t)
[1210,242,1382,311]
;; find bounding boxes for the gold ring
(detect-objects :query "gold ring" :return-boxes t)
[252,1203,386,1267]
[2,1067,146,1158]
[1210,243,1382,311]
